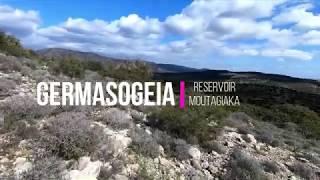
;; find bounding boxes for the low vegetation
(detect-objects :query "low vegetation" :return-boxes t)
[0,32,36,58]
[47,55,152,81]
[37,112,102,160]
[224,148,267,180]
[149,106,231,148]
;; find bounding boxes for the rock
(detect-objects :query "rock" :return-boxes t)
[227,132,244,143]
[68,157,102,180]
[208,165,218,174]
[159,157,173,167]
[224,141,234,147]
[158,145,165,156]
[0,113,3,127]
[108,134,132,156]
[289,156,295,160]
[246,134,257,144]
[224,126,237,132]
[254,144,261,151]
[153,158,160,164]
[18,140,29,149]
[203,169,213,179]
[0,157,9,164]
[188,146,201,161]
[201,161,209,169]
[111,174,129,180]
[191,159,201,170]
[211,151,220,157]
[145,128,152,135]
[297,157,309,163]
[288,175,297,180]
[14,157,32,176]
[130,110,146,122]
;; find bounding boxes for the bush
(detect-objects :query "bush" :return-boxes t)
[84,70,103,81]
[19,155,66,180]
[31,69,51,82]
[203,140,227,154]
[302,153,320,166]
[152,129,175,155]
[130,128,161,158]
[149,106,230,148]
[241,104,320,139]
[256,130,274,145]
[14,121,39,139]
[224,112,253,129]
[174,139,191,160]
[0,78,16,94]
[38,112,101,160]
[0,32,34,57]
[224,148,267,180]
[20,65,32,77]
[1,95,54,131]
[289,162,317,179]
[0,55,22,72]
[99,108,133,130]
[261,160,279,174]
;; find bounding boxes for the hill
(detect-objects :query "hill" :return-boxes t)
[37,48,201,73]
[154,70,320,95]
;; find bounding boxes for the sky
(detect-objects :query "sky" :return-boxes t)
[0,0,320,79]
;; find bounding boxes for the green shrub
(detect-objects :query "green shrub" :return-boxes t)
[149,106,230,148]
[130,128,161,158]
[261,160,279,174]
[1,95,54,131]
[98,108,133,130]
[0,78,16,94]
[0,32,35,58]
[204,140,227,154]
[19,155,66,180]
[47,55,152,81]
[224,148,267,180]
[241,104,320,139]
[38,112,101,160]
[289,162,317,179]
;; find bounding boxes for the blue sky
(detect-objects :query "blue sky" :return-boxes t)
[2,0,192,25]
[0,0,320,79]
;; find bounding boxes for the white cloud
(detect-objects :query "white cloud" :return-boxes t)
[273,3,320,30]
[0,5,40,37]
[261,49,312,61]
[302,30,320,45]
[0,0,317,64]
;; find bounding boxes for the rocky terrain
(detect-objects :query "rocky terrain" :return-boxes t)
[0,53,319,180]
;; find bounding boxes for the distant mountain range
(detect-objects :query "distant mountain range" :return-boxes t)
[37,48,199,73]
[37,48,319,95]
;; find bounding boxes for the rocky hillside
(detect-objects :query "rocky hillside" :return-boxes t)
[0,54,319,180]
[0,33,320,180]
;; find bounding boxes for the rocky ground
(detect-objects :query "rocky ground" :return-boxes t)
[0,54,320,180]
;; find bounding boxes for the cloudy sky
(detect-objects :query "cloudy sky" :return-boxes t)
[0,0,320,79]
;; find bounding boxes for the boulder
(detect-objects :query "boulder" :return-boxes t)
[246,134,257,144]
[14,157,32,176]
[188,146,201,161]
[158,145,165,156]
[68,157,102,180]
[108,134,132,156]
[191,159,201,170]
